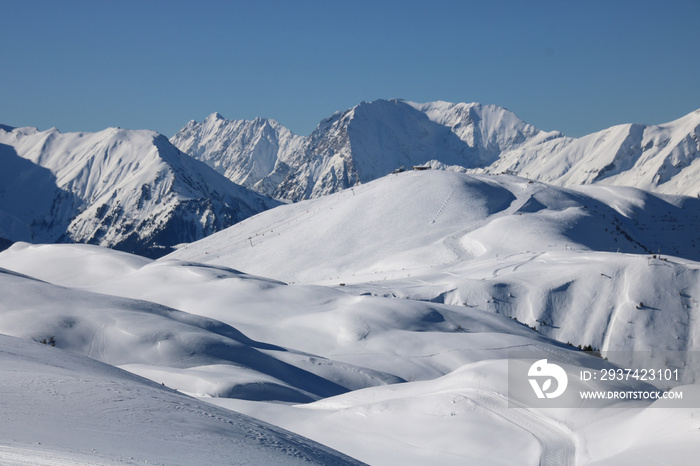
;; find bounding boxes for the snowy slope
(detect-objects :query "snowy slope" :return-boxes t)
[406,100,545,165]
[0,125,279,257]
[0,241,547,391]
[0,243,581,465]
[171,100,547,201]
[167,170,700,279]
[0,254,369,403]
[166,170,700,361]
[0,333,365,465]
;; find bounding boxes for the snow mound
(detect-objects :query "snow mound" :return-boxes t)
[0,264,354,402]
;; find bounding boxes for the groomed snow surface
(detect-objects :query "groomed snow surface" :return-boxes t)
[2,170,700,465]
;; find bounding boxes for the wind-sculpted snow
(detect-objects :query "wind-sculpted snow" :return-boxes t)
[2,228,700,463]
[0,264,357,402]
[0,125,279,257]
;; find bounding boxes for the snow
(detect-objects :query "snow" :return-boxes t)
[2,169,700,464]
[406,100,543,165]
[0,333,364,465]
[166,170,700,281]
[170,114,305,197]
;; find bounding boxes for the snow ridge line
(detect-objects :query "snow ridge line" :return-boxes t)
[430,187,456,225]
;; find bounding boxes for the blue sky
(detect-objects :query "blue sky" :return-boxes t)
[1,0,699,138]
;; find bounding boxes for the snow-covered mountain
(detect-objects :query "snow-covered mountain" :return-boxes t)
[0,125,279,257]
[3,103,700,464]
[172,100,700,200]
[171,99,545,201]
[482,109,700,196]
[171,113,306,195]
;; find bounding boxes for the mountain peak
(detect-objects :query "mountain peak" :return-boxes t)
[206,112,225,122]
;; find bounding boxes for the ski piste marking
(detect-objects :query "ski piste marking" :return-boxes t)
[467,390,576,466]
[430,187,456,225]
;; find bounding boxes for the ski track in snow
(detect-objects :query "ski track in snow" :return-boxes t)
[87,323,106,361]
[601,266,627,352]
[469,391,576,466]
[430,187,456,225]
[491,253,544,278]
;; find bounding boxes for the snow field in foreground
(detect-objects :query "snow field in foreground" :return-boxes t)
[0,333,364,465]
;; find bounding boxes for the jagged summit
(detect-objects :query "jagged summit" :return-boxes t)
[170,112,306,196]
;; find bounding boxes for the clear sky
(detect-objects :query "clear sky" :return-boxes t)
[1,0,699,138]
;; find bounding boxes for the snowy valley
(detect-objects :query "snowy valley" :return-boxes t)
[1,102,700,465]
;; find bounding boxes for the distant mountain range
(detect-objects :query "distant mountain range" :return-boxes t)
[0,126,278,257]
[172,99,700,200]
[2,99,698,255]
[171,99,545,201]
